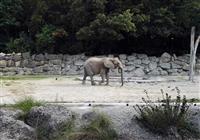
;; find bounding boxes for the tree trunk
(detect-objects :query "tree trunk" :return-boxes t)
[189,26,200,81]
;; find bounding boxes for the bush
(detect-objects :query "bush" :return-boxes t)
[67,113,118,140]
[134,89,200,138]
[6,32,32,53]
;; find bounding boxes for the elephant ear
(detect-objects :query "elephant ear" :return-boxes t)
[103,58,115,69]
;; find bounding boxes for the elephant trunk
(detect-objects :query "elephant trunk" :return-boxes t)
[118,68,124,86]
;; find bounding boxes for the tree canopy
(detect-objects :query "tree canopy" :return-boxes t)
[0,0,199,55]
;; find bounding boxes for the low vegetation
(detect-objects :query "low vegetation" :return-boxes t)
[58,113,118,140]
[12,97,44,113]
[1,97,45,120]
[134,89,200,139]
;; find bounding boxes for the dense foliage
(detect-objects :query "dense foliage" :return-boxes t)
[0,0,199,55]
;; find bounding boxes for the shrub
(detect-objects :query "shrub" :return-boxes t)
[6,32,32,53]
[134,89,200,138]
[68,113,118,140]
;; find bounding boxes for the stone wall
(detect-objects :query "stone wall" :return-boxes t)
[0,52,200,76]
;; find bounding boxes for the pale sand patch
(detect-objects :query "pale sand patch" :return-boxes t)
[0,76,199,104]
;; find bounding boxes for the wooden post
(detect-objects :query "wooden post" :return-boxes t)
[189,26,200,81]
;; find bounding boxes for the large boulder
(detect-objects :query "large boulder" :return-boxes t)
[26,105,73,140]
[119,54,127,60]
[13,53,22,62]
[0,108,23,119]
[159,63,171,70]
[7,60,15,67]
[0,60,7,68]
[149,62,157,70]
[148,69,160,76]
[0,108,35,140]
[127,55,136,61]
[49,59,62,65]
[160,52,171,63]
[133,68,145,77]
[22,52,30,59]
[35,54,45,61]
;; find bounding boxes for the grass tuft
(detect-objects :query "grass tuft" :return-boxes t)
[134,89,200,138]
[68,113,118,140]
[11,97,44,120]
[12,97,44,113]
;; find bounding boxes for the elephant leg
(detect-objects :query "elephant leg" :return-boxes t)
[90,75,96,85]
[105,72,109,85]
[100,69,105,83]
[82,73,87,85]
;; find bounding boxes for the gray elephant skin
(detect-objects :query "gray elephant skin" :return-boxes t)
[82,57,124,86]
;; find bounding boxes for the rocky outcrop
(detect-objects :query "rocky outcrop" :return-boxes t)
[0,108,35,140]
[0,52,200,76]
[26,105,74,140]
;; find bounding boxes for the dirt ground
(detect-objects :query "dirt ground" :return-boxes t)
[0,75,199,104]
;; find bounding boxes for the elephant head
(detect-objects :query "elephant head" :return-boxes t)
[103,57,124,86]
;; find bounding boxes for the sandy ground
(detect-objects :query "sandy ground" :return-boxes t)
[0,76,200,104]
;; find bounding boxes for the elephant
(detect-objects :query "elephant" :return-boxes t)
[82,57,124,86]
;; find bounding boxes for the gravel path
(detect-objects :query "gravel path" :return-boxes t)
[1,76,199,104]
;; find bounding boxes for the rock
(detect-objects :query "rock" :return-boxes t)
[133,68,145,77]
[16,68,25,75]
[124,66,135,72]
[7,60,15,67]
[149,56,158,62]
[45,54,63,60]
[0,52,6,60]
[126,61,134,66]
[148,69,160,76]
[173,60,187,66]
[0,108,35,140]
[47,65,62,75]
[67,68,77,75]
[4,72,16,76]
[160,52,171,63]
[177,55,190,63]
[0,108,23,119]
[26,60,36,68]
[119,54,127,60]
[13,53,22,61]
[141,58,150,65]
[35,54,45,61]
[42,64,50,72]
[160,70,168,76]
[49,59,62,65]
[171,62,182,69]
[33,66,43,73]
[74,60,84,66]
[26,105,73,140]
[23,68,33,75]
[137,54,148,59]
[149,62,157,70]
[15,61,21,67]
[2,67,16,72]
[22,52,30,59]
[167,69,178,74]
[196,64,200,69]
[179,71,188,76]
[0,60,7,68]
[127,55,136,61]
[183,64,190,71]
[0,116,35,140]
[133,59,142,65]
[159,63,171,70]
